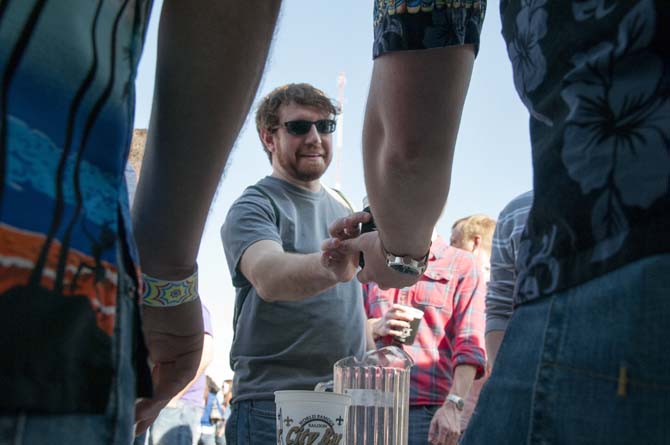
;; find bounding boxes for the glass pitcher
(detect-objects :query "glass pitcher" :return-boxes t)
[333,346,414,444]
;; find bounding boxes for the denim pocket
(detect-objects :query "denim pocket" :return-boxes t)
[248,401,277,445]
[529,255,670,444]
[249,401,276,419]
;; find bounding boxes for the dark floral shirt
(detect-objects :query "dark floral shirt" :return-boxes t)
[374,0,669,304]
[501,0,669,303]
[373,0,486,58]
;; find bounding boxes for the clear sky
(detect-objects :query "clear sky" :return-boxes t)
[133,1,533,381]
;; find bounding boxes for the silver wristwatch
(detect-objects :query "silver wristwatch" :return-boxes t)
[446,394,465,411]
[383,243,430,276]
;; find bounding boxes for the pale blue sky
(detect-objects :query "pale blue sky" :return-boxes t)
[133,1,532,380]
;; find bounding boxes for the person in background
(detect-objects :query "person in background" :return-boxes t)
[199,376,224,445]
[221,83,367,445]
[450,214,496,282]
[364,231,486,445]
[483,191,532,371]
[217,380,233,445]
[448,214,496,432]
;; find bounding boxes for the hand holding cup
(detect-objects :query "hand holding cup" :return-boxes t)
[373,304,424,344]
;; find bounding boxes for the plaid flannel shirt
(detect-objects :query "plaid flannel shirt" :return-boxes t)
[363,236,486,405]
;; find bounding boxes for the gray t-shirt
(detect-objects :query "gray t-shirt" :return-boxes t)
[221,176,367,402]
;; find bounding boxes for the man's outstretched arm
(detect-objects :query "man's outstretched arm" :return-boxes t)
[132,0,281,433]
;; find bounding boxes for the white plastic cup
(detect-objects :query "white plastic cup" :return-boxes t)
[275,390,352,445]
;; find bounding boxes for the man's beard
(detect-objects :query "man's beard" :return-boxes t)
[277,149,331,182]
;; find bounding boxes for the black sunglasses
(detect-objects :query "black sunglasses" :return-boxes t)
[276,119,337,136]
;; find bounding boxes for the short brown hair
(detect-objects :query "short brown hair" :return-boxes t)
[255,83,339,163]
[452,214,497,253]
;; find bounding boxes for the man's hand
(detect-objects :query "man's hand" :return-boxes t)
[134,299,204,434]
[428,403,462,445]
[320,211,371,282]
[323,212,422,289]
[327,211,371,241]
[321,237,359,283]
[370,304,415,339]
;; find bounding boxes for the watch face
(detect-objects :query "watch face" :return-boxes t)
[447,395,465,410]
[389,263,421,276]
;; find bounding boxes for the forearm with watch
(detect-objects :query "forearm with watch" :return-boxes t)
[362,45,474,269]
[358,208,431,278]
[444,364,477,411]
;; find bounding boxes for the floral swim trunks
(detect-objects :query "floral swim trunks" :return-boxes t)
[372,0,487,59]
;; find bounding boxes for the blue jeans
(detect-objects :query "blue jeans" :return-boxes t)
[149,402,203,445]
[199,432,216,445]
[0,261,138,445]
[461,254,670,444]
[408,405,439,445]
[199,429,226,445]
[225,400,276,445]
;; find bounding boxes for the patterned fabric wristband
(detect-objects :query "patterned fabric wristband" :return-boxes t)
[142,267,199,307]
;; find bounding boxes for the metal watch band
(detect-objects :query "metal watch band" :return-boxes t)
[382,242,431,276]
[446,394,465,411]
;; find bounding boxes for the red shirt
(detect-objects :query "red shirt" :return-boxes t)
[363,236,486,405]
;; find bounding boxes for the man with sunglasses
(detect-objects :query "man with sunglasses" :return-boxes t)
[220,83,368,444]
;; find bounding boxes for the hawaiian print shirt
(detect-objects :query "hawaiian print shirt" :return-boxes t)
[0,0,153,413]
[363,237,486,406]
[373,0,669,304]
[373,0,486,58]
[501,0,670,304]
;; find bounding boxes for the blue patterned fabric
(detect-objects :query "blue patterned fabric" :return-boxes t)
[0,0,153,413]
[373,0,486,58]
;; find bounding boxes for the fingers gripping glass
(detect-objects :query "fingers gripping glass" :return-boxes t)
[276,119,337,136]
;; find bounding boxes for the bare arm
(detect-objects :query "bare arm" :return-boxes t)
[240,239,357,302]
[133,0,281,278]
[346,47,474,289]
[168,333,215,405]
[363,46,474,259]
[485,330,505,373]
[429,364,477,444]
[132,0,281,433]
[448,364,477,401]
